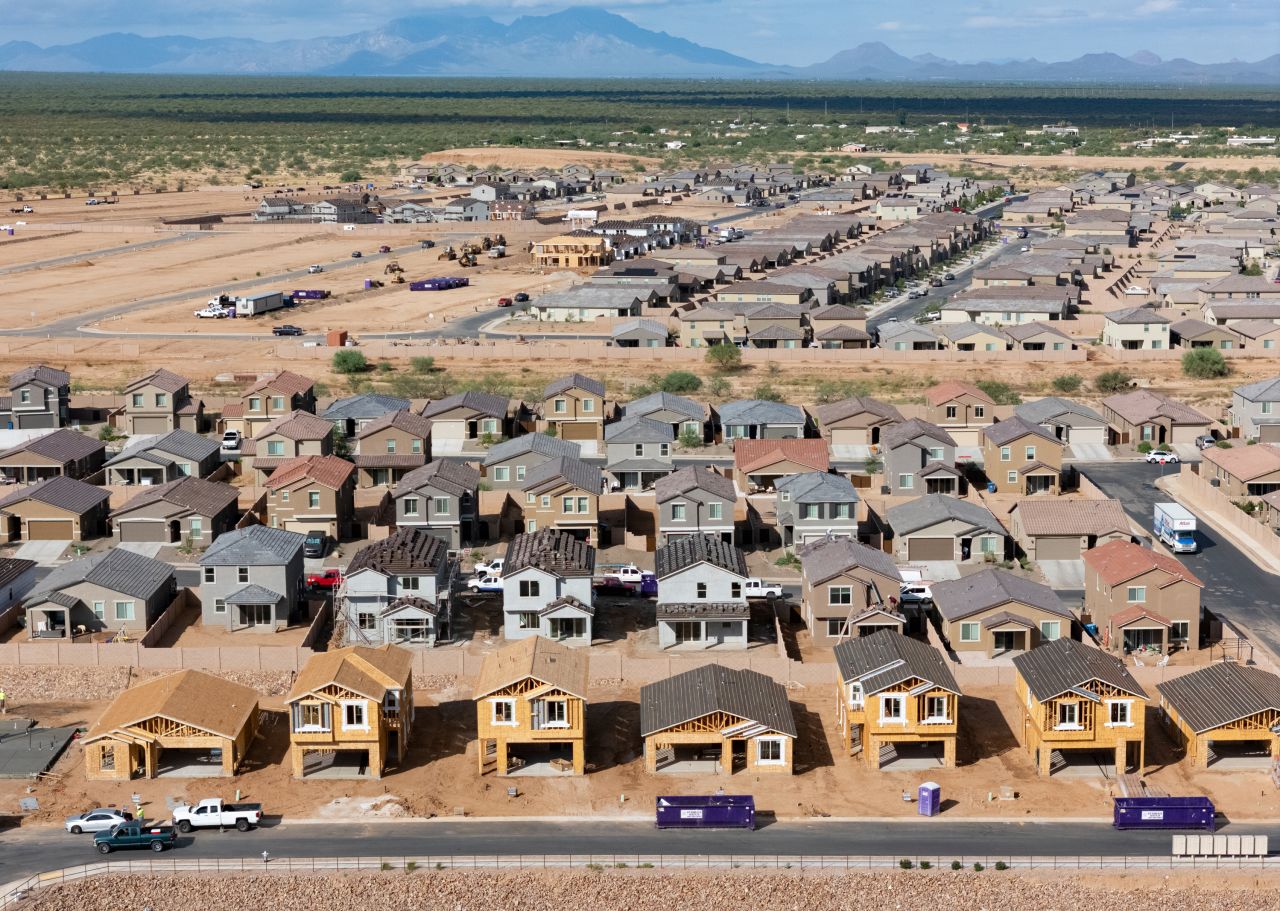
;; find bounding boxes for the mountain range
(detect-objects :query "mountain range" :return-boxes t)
[1,9,1277,84]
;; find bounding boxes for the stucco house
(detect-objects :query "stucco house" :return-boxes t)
[198,525,307,632]
[932,568,1074,658]
[655,466,737,545]
[24,548,176,641]
[501,528,596,645]
[654,535,750,649]
[1083,539,1203,654]
[886,495,1007,563]
[798,537,905,647]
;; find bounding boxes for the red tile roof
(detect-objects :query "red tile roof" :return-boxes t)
[245,370,314,398]
[1110,604,1173,628]
[924,380,994,407]
[264,454,355,491]
[1083,539,1203,589]
[734,438,830,475]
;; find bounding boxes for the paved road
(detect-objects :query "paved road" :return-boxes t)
[2,818,1268,881]
[1081,462,1280,658]
[0,233,207,277]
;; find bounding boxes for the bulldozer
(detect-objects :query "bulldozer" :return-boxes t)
[390,272,405,283]
[458,253,478,267]
[384,260,404,275]
[480,236,492,251]
[438,245,456,261]
[459,241,483,257]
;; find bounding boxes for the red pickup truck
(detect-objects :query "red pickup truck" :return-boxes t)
[306,569,343,591]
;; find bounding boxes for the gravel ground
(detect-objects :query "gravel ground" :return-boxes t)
[27,870,1280,911]
[0,666,297,705]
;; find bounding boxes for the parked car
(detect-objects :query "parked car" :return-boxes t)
[944,273,956,281]
[420,239,436,249]
[307,264,323,274]
[66,808,132,834]
[220,430,241,451]
[1145,450,1179,464]
[916,310,942,322]
[306,568,343,591]
[467,574,504,594]
[303,530,330,559]
[172,798,262,833]
[350,251,362,258]
[474,557,504,576]
[907,289,926,300]
[94,821,177,854]
[378,245,392,254]
[743,578,784,599]
[272,325,304,337]
[497,297,513,308]
[513,292,530,303]
[929,278,944,287]
[1194,434,1217,450]
[899,584,933,604]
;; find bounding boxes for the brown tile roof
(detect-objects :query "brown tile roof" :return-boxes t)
[111,477,239,519]
[356,410,433,441]
[734,438,830,475]
[1083,539,1203,589]
[473,636,589,700]
[264,454,354,490]
[352,453,427,470]
[1110,604,1173,628]
[0,428,104,464]
[10,365,70,389]
[255,410,333,442]
[924,380,994,407]
[127,368,189,395]
[814,395,903,427]
[287,644,412,703]
[221,403,244,419]
[1201,443,1280,482]
[245,370,314,398]
[1102,390,1209,427]
[1011,498,1130,537]
[84,670,258,743]
[0,475,108,514]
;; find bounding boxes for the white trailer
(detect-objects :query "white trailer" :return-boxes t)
[234,291,285,317]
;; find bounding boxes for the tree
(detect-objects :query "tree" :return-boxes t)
[975,379,1021,405]
[862,454,883,476]
[707,376,732,400]
[1182,347,1229,379]
[339,169,362,183]
[678,426,703,449]
[410,356,436,374]
[332,349,368,374]
[1244,261,1263,277]
[1094,369,1133,394]
[1051,373,1082,394]
[705,344,742,372]
[656,370,702,394]
[329,426,351,459]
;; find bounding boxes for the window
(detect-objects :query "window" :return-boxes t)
[18,389,29,404]
[492,699,516,725]
[341,702,367,731]
[203,566,215,583]
[516,465,526,481]
[114,601,135,621]
[1264,402,1274,415]
[517,612,539,630]
[924,695,949,723]
[959,622,980,643]
[1126,586,1146,603]
[238,567,250,584]
[562,496,576,514]
[826,618,850,638]
[1040,620,1061,641]
[849,681,864,707]
[295,703,329,732]
[214,599,226,614]
[577,496,589,514]
[248,397,261,412]
[1056,701,1080,729]
[880,694,904,723]
[582,399,594,413]
[385,439,397,453]
[92,601,105,620]
[266,440,285,456]
[308,491,320,509]
[659,443,670,457]
[730,582,742,599]
[1000,446,1012,462]
[493,467,510,482]
[540,495,551,509]
[696,582,708,599]
[519,579,541,598]
[1025,446,1036,461]
[99,745,116,771]
[829,586,853,606]
[399,576,420,592]
[281,490,289,503]
[898,474,914,490]
[1107,700,1132,727]
[836,503,851,519]
[707,502,722,520]
[801,504,818,520]
[671,502,687,521]
[779,491,790,502]
[177,462,191,476]
[411,439,422,454]
[974,406,985,418]
[756,737,785,765]
[1007,471,1018,484]
[481,419,498,435]
[155,393,167,407]
[541,699,568,727]
[926,447,945,462]
[271,396,285,410]
[131,393,143,407]
[188,518,202,540]
[1171,620,1190,642]
[1053,342,1065,351]
[433,497,450,515]
[634,444,644,457]
[1002,312,1012,322]
[526,520,537,532]
[945,405,958,419]
[357,612,376,631]
[403,497,419,516]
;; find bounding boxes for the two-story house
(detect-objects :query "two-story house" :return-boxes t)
[520,456,601,543]
[198,525,306,632]
[0,429,106,485]
[814,395,904,454]
[245,411,334,483]
[654,466,737,545]
[353,410,432,488]
[23,548,176,641]
[621,391,709,443]
[719,400,807,441]
[421,391,521,457]
[482,433,580,490]
[391,460,480,548]
[264,454,356,541]
[474,636,589,775]
[921,380,995,447]
[540,374,607,455]
[1228,377,1280,442]
[120,368,205,435]
[234,371,317,439]
[0,365,70,430]
[1013,637,1148,776]
[103,429,221,486]
[1103,306,1170,351]
[981,416,1064,496]
[654,535,750,649]
[321,392,410,438]
[340,528,456,647]
[775,472,860,550]
[287,644,414,779]
[1083,539,1203,655]
[799,537,905,647]
[604,416,674,491]
[833,630,961,769]
[932,568,1074,658]
[881,418,961,496]
[501,528,596,644]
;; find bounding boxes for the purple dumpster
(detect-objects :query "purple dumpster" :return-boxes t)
[1113,797,1215,831]
[655,795,755,830]
[917,782,940,817]
[291,290,329,300]
[363,279,373,290]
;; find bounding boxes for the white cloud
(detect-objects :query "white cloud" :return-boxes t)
[1136,0,1179,12]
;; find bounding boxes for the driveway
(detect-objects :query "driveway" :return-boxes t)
[909,561,962,582]
[1038,559,1085,592]
[115,541,164,558]
[1170,443,1203,463]
[1065,443,1113,462]
[15,540,68,564]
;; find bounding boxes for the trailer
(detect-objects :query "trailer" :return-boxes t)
[410,277,470,291]
[656,795,755,830]
[1113,796,1215,831]
[291,289,330,301]
[234,291,285,317]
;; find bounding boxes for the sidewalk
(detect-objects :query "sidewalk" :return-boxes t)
[1158,474,1280,577]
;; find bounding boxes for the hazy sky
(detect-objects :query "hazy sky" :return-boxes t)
[6,0,1278,64]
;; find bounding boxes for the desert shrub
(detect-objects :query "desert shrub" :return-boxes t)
[332,350,368,374]
[1094,369,1133,393]
[1181,348,1229,379]
[1051,373,1082,394]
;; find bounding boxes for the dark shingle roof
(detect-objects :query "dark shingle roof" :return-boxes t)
[199,525,305,566]
[605,416,674,444]
[1012,638,1148,703]
[622,391,705,423]
[29,548,173,602]
[544,373,606,399]
[655,534,747,578]
[640,665,796,738]
[355,409,433,441]
[654,465,737,504]
[1157,663,1280,734]
[127,368,189,395]
[718,399,805,427]
[798,537,901,586]
[982,416,1061,447]
[881,418,956,451]
[932,568,1071,622]
[1014,397,1106,426]
[346,527,448,576]
[111,477,239,519]
[322,393,411,423]
[105,429,218,467]
[504,528,596,577]
[394,460,481,498]
[1,428,104,464]
[886,495,1005,538]
[814,395,903,427]
[482,433,580,466]
[224,584,284,605]
[833,630,959,696]
[775,471,859,504]
[10,365,70,389]
[0,475,109,515]
[421,390,510,420]
[521,455,602,494]
[0,557,35,589]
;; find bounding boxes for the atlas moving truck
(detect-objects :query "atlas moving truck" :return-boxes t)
[1154,502,1197,554]
[235,291,285,317]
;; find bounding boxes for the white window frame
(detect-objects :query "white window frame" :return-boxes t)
[898,473,914,490]
[540,698,569,729]
[1040,620,1061,641]
[1025,446,1036,461]
[403,497,419,516]
[582,399,594,413]
[553,398,567,414]
[923,694,950,724]
[1055,701,1082,730]
[340,700,368,732]
[491,698,517,726]
[755,736,786,765]
[829,585,853,606]
[879,694,905,724]
[1007,470,1018,484]
[493,466,510,482]
[671,502,687,521]
[1000,446,1012,462]
[1105,699,1133,728]
[707,502,722,521]
[1126,586,1146,603]
[295,702,329,733]
[959,622,980,643]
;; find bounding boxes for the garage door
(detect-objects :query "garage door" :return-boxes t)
[1035,535,1081,561]
[907,537,953,561]
[285,519,332,536]
[26,519,74,541]
[131,416,170,435]
[561,422,596,441]
[1261,425,1280,444]
[119,520,171,544]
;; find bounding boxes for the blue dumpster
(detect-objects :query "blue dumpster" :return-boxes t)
[986,481,997,493]
[1113,797,1215,831]
[918,782,941,817]
[656,795,755,830]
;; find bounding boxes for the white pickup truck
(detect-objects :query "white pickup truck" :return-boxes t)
[473,557,504,577]
[172,798,262,833]
[743,578,784,599]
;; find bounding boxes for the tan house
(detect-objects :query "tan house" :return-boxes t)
[834,631,960,769]
[474,637,589,776]
[0,428,106,484]
[0,476,110,543]
[798,537,905,647]
[120,368,205,435]
[1102,307,1170,351]
[286,644,414,779]
[1013,638,1149,776]
[932,568,1074,657]
[540,374,607,450]
[233,371,317,439]
[246,410,334,482]
[809,305,871,349]
[111,476,240,546]
[533,234,611,270]
[676,306,745,348]
[1100,390,1212,449]
[353,410,432,488]
[1007,498,1131,561]
[83,670,259,781]
[1200,443,1280,498]
[520,455,601,543]
[814,396,904,450]
[1083,539,1204,654]
[981,416,1064,496]
[264,454,356,540]
[922,380,995,446]
[1157,663,1280,769]
[714,281,811,307]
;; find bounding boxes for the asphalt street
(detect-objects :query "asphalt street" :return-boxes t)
[0,233,207,277]
[1081,462,1280,658]
[2,818,1269,881]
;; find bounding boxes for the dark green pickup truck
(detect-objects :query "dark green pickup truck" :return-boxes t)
[93,821,178,854]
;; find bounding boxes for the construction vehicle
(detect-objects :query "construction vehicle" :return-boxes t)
[487,245,506,259]
[438,245,456,261]
[458,253,478,267]
[384,261,404,275]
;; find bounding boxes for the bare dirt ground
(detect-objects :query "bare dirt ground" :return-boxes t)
[412,147,660,172]
[845,150,1280,174]
[27,869,1280,911]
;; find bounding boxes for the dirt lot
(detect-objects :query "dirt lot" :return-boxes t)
[413,147,660,172]
[844,150,1280,175]
[26,869,1280,911]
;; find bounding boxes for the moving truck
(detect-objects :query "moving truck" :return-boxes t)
[1154,502,1197,554]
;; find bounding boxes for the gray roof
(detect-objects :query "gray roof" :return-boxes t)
[1012,638,1148,703]
[504,528,595,577]
[719,399,805,427]
[1107,306,1170,325]
[655,534,747,578]
[775,471,860,504]
[544,373,606,399]
[612,319,669,340]
[877,321,939,342]
[1002,321,1073,342]
[931,568,1071,622]
[105,429,219,467]
[814,396,903,427]
[29,547,173,602]
[798,536,901,586]
[1157,662,1280,734]
[224,584,285,606]
[321,393,411,422]
[881,418,956,451]
[111,477,239,519]
[1234,377,1280,404]
[199,524,305,566]
[654,465,737,504]
[833,630,959,696]
[640,665,796,738]
[0,475,109,515]
[10,365,69,389]
[934,322,1010,344]
[482,433,580,466]
[1014,397,1106,426]
[886,495,1006,538]
[605,416,674,444]
[521,455,602,494]
[622,391,704,423]
[395,460,481,498]
[982,416,1060,447]
[607,458,675,473]
[0,428,104,464]
[421,390,510,420]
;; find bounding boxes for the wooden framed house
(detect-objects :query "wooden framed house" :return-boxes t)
[1157,663,1280,769]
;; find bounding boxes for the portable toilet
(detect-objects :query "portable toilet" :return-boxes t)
[918,782,941,817]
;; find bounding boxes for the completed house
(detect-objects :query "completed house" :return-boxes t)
[520,456,601,543]
[24,548,176,641]
[234,371,317,439]
[474,637,589,775]
[814,395,904,451]
[1200,443,1280,498]
[540,374,607,453]
[1100,390,1212,450]
[392,460,481,548]
[1013,397,1109,451]
[799,537,905,646]
[733,438,830,491]
[604,417,674,491]
[622,391,709,443]
[0,428,106,484]
[0,365,70,430]
[655,466,737,545]
[421,391,521,457]
[882,418,961,496]
[1228,377,1280,442]
[1007,498,1131,561]
[654,535,750,649]
[981,416,1064,496]
[1102,307,1170,351]
[198,525,307,632]
[922,381,995,445]
[0,476,110,543]
[340,528,456,648]
[833,631,961,769]
[719,399,807,440]
[932,568,1073,658]
[245,411,334,482]
[120,368,204,435]
[264,454,356,541]
[1157,663,1280,769]
[1013,637,1148,776]
[501,528,596,644]
[886,494,1007,563]
[353,410,433,489]
[482,433,580,490]
[111,477,240,546]
[641,665,796,775]
[103,429,221,486]
[321,392,410,438]
[1083,539,1203,655]
[775,471,860,549]
[286,644,414,779]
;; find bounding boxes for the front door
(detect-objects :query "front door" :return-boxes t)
[241,604,272,627]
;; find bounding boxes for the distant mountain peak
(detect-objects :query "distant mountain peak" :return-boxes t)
[1129,50,1163,66]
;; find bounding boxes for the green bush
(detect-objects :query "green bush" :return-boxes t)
[950,860,962,871]
[975,379,1021,405]
[678,427,703,449]
[339,169,362,182]
[1182,347,1229,379]
[656,370,702,394]
[973,862,985,872]
[753,383,783,402]
[410,356,436,374]
[705,344,742,372]
[1094,370,1133,394]
[332,349,368,374]
[994,861,1009,871]
[1216,439,1233,448]
[707,376,732,400]
[1137,441,1153,454]
[899,859,914,869]
[1051,373,1082,394]
[919,861,932,869]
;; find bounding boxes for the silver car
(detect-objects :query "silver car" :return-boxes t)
[65,808,131,834]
